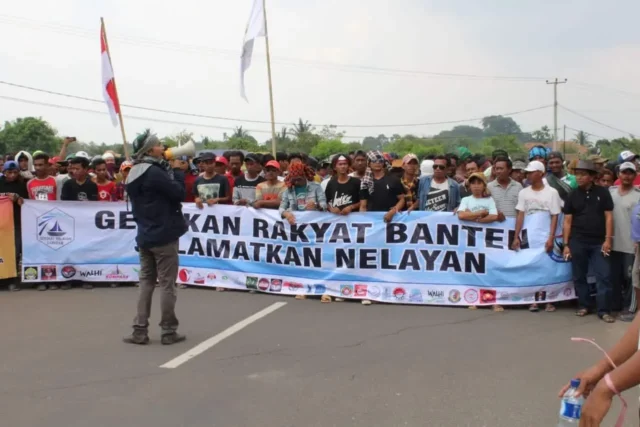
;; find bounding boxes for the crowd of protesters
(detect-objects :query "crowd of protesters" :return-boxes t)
[2,136,640,324]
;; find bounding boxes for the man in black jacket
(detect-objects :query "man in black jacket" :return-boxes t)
[124,130,188,345]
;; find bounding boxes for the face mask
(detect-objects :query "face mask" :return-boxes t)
[106,163,116,175]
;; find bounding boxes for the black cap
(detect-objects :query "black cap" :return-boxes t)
[199,152,216,161]
[245,153,261,163]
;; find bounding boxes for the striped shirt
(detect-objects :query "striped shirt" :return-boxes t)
[488,178,522,217]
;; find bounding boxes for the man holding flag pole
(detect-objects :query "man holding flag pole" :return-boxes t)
[240,0,278,157]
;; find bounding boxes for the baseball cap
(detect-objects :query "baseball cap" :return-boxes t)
[402,154,419,164]
[524,160,546,173]
[245,153,261,163]
[215,156,228,166]
[75,151,90,159]
[199,152,216,162]
[619,162,637,173]
[3,160,18,171]
[120,160,133,172]
[512,160,526,171]
[619,150,638,163]
[49,156,61,165]
[264,160,281,170]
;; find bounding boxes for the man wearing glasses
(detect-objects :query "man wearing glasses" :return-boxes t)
[417,155,461,212]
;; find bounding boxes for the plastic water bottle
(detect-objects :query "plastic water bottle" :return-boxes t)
[558,379,584,426]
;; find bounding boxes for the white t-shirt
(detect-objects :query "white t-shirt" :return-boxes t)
[55,174,72,201]
[515,185,562,216]
[459,196,498,215]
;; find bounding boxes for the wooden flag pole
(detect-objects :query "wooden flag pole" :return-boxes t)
[262,0,278,157]
[101,17,130,160]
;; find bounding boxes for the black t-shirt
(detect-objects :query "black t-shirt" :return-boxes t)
[193,174,229,201]
[362,174,403,212]
[61,179,99,201]
[563,184,614,244]
[233,175,265,203]
[325,176,361,210]
[0,176,29,228]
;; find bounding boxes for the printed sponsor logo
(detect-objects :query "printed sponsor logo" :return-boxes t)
[222,275,229,281]
[258,278,270,291]
[448,289,461,303]
[40,265,57,281]
[106,265,129,280]
[36,208,75,250]
[193,273,205,285]
[245,276,258,290]
[524,294,535,302]
[340,285,353,297]
[178,269,190,283]
[285,282,303,291]
[393,287,406,301]
[479,289,497,304]
[61,265,76,279]
[497,291,510,301]
[547,290,560,299]
[549,236,571,263]
[312,284,326,294]
[207,273,217,282]
[426,289,444,298]
[563,287,573,297]
[464,289,479,304]
[367,285,381,298]
[534,291,547,302]
[79,269,103,278]
[354,284,368,297]
[510,295,523,302]
[409,289,423,302]
[270,279,282,292]
[23,266,38,281]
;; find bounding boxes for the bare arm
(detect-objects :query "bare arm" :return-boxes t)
[477,214,498,223]
[549,214,559,241]
[562,214,573,245]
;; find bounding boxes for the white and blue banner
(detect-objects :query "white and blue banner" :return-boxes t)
[21,200,574,306]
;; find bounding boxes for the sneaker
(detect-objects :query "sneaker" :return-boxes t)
[8,283,20,292]
[122,334,150,345]
[36,284,47,291]
[61,283,72,290]
[361,299,372,306]
[161,333,186,345]
[82,283,93,290]
[216,287,225,292]
[48,284,59,290]
[618,312,636,322]
[295,294,307,300]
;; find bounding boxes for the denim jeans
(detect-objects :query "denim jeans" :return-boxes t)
[570,239,612,315]
[609,251,635,312]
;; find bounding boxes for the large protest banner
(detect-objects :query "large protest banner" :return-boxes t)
[21,200,574,306]
[0,197,17,279]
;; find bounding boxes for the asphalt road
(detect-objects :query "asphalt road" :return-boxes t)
[0,285,636,427]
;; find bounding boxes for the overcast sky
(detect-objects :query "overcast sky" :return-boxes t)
[1,0,639,146]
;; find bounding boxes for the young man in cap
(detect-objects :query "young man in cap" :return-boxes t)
[400,154,420,212]
[325,154,361,215]
[0,161,28,291]
[488,157,522,221]
[510,160,526,185]
[512,160,562,312]
[124,129,188,345]
[254,160,286,209]
[562,160,615,323]
[614,151,640,187]
[194,152,230,209]
[233,153,265,207]
[214,155,235,202]
[609,162,640,321]
[418,155,460,212]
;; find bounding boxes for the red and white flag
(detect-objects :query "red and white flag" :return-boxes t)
[101,23,120,127]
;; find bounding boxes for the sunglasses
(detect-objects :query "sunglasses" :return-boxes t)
[371,158,385,164]
[433,165,447,170]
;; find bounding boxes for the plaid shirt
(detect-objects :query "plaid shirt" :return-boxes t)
[401,176,419,210]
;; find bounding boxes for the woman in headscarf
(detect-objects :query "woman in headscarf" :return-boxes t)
[279,162,327,225]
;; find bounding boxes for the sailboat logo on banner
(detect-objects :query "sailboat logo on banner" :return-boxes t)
[37,208,75,250]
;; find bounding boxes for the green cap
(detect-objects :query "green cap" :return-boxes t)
[457,146,472,162]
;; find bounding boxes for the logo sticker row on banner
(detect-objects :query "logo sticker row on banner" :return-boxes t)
[20,201,574,306]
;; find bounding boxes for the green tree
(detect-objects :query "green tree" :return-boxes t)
[232,126,250,139]
[531,125,552,143]
[227,135,259,151]
[291,118,314,138]
[318,125,345,140]
[0,117,61,154]
[574,131,589,146]
[481,115,522,137]
[310,139,349,160]
[437,125,484,140]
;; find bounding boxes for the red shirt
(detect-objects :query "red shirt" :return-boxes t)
[184,173,197,203]
[96,181,116,201]
[614,176,640,187]
[27,176,57,201]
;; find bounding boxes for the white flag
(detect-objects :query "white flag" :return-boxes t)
[240,0,266,102]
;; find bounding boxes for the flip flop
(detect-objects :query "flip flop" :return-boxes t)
[600,314,616,323]
[529,304,539,312]
[545,304,556,312]
[492,305,505,312]
[575,308,589,317]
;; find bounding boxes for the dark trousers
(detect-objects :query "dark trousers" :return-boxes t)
[133,240,180,335]
[570,239,612,315]
[610,251,635,312]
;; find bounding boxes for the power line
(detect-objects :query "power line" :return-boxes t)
[0,93,548,141]
[0,14,547,82]
[559,105,638,136]
[0,80,553,128]
[564,126,609,141]
[572,80,640,101]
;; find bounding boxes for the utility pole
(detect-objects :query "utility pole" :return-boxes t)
[563,124,566,158]
[546,78,567,151]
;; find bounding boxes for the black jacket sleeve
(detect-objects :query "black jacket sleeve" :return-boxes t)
[147,165,186,204]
